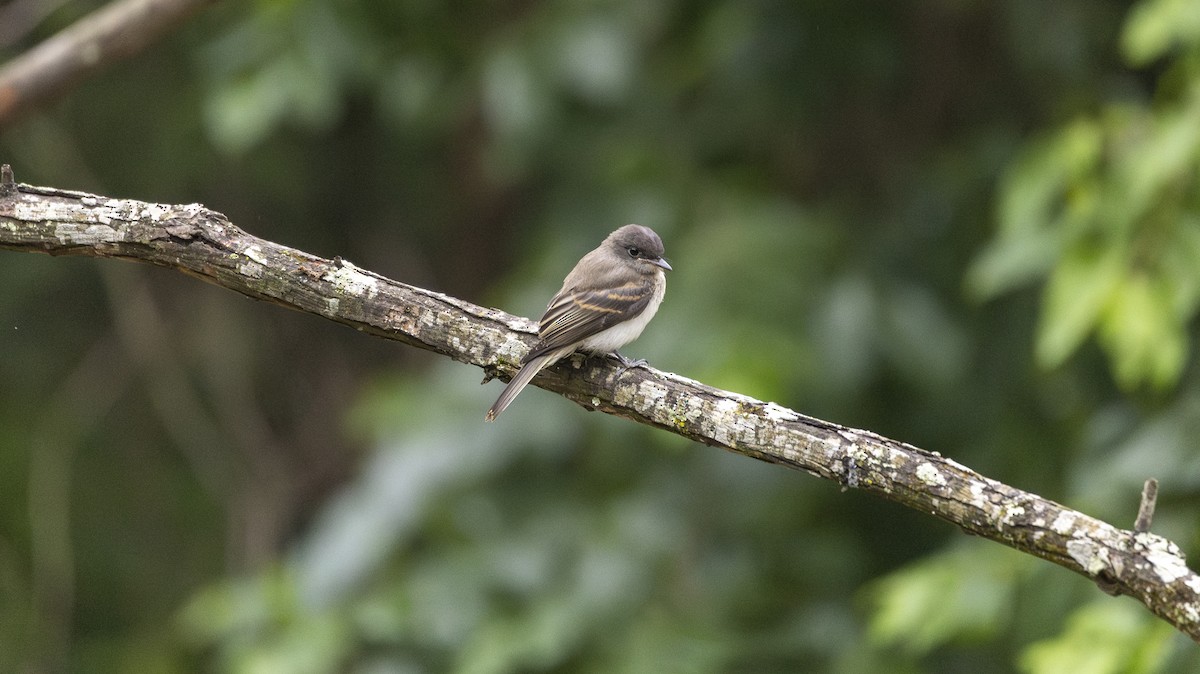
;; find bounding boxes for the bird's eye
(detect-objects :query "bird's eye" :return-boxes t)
[627,247,640,258]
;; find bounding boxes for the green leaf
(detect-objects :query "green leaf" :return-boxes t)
[176,570,296,645]
[1035,243,1125,370]
[1160,215,1200,318]
[965,226,1062,300]
[1019,600,1175,674]
[1121,105,1200,225]
[1122,0,1200,65]
[995,119,1102,239]
[972,119,1104,301]
[866,546,1017,654]
[1098,273,1188,389]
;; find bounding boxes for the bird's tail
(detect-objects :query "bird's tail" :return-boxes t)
[484,350,566,421]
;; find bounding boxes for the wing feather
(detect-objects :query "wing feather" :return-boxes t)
[524,280,654,361]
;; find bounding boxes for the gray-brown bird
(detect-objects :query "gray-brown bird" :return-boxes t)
[485,224,671,421]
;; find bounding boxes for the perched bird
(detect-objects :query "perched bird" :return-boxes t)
[485,224,671,421]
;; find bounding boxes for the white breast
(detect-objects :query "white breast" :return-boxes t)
[577,273,666,354]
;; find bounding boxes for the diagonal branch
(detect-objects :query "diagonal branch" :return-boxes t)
[2,166,1198,642]
[0,0,214,129]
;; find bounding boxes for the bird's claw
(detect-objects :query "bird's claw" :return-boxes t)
[611,351,647,376]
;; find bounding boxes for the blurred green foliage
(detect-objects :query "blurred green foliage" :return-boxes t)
[1019,600,1176,674]
[969,0,1200,390]
[4,0,1200,672]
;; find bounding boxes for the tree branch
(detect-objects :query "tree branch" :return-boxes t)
[0,0,214,129]
[3,167,1198,642]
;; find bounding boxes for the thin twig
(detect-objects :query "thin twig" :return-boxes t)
[1135,478,1159,533]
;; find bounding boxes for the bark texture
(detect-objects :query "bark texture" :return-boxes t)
[3,168,1198,642]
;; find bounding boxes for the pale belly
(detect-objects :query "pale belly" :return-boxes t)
[577,277,665,354]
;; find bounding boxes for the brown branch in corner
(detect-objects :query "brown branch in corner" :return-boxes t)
[0,0,214,128]
[2,170,1199,642]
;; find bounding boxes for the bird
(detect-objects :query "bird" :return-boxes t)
[485,224,671,421]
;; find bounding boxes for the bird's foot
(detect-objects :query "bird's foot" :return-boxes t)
[610,351,647,376]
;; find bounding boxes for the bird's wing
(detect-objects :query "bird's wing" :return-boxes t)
[525,280,654,361]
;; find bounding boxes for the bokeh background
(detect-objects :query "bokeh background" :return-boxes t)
[4,0,1200,671]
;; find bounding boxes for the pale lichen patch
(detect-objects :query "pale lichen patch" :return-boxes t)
[140,203,173,222]
[237,261,265,278]
[1187,576,1200,596]
[1144,547,1190,583]
[968,482,986,507]
[242,244,268,264]
[1050,510,1077,535]
[998,504,1026,528]
[1066,538,1109,575]
[15,200,81,223]
[494,338,528,363]
[636,380,668,404]
[763,402,798,422]
[322,262,379,298]
[715,398,740,415]
[664,393,706,432]
[1135,533,1190,583]
[54,222,120,245]
[943,457,973,474]
[915,462,946,487]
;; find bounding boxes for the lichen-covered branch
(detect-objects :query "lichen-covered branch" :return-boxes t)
[3,167,1198,641]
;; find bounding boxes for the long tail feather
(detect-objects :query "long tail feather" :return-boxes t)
[484,350,567,421]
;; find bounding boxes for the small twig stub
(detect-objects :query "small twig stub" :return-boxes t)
[1135,478,1159,533]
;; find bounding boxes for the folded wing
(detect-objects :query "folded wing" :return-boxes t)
[525,280,654,361]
